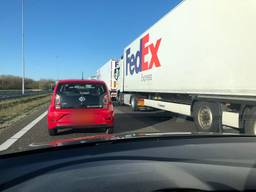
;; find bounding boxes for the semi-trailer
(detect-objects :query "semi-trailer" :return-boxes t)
[114,0,256,134]
[96,59,118,99]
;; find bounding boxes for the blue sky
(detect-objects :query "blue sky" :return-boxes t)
[0,0,181,80]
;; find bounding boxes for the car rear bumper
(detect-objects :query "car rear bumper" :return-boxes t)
[54,124,113,130]
[48,108,114,129]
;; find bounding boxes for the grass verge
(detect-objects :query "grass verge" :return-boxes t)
[0,94,51,129]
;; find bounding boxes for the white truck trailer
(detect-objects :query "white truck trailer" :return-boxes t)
[115,0,256,134]
[96,59,118,99]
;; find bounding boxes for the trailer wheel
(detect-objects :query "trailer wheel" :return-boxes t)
[131,96,138,111]
[117,92,124,105]
[244,107,256,135]
[193,102,222,132]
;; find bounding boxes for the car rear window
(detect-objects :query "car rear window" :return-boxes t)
[56,82,107,109]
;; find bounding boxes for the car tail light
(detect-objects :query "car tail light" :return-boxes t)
[103,94,111,109]
[55,94,61,109]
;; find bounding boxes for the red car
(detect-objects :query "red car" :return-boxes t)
[47,79,114,136]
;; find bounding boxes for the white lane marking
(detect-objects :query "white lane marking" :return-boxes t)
[0,111,48,152]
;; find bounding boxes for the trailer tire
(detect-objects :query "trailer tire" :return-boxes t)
[193,102,222,132]
[244,107,256,135]
[131,96,138,111]
[117,92,124,105]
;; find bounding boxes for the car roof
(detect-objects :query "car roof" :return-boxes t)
[57,79,105,84]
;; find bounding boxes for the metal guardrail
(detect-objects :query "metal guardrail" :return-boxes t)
[0,90,50,100]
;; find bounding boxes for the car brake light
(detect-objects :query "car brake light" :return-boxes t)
[103,94,110,109]
[55,94,61,109]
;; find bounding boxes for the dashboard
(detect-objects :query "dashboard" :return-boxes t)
[1,136,256,191]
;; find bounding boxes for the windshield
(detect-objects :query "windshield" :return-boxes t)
[0,0,256,155]
[56,83,107,109]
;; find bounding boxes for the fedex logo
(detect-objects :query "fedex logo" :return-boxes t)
[126,33,161,76]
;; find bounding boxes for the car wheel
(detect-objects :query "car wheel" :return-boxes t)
[48,128,57,136]
[106,127,114,134]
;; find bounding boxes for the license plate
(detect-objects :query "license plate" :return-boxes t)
[72,113,93,124]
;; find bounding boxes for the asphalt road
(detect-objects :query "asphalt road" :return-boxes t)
[0,105,238,155]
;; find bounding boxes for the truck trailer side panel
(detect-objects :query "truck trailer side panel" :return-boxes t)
[123,0,256,96]
[97,59,118,96]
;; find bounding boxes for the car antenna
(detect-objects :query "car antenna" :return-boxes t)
[82,72,84,80]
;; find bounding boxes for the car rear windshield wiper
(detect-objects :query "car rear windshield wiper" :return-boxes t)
[86,105,102,108]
